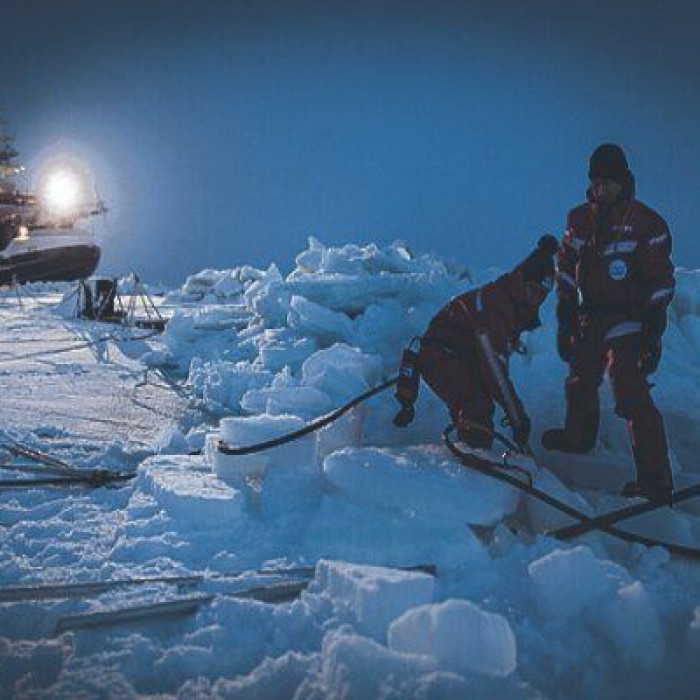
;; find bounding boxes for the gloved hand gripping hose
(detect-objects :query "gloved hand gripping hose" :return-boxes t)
[393,336,420,428]
[393,338,422,428]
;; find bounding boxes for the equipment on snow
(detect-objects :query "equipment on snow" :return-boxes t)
[217,377,397,456]
[76,274,167,330]
[0,441,134,489]
[211,369,698,563]
[549,481,700,540]
[79,278,121,321]
[55,594,215,633]
[443,424,700,560]
[50,563,438,634]
[0,574,203,603]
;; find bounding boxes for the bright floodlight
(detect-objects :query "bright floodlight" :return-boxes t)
[44,169,82,214]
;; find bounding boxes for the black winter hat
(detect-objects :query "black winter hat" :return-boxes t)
[588,144,630,183]
[522,235,558,288]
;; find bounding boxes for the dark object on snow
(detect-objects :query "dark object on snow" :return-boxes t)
[0,575,203,603]
[0,440,134,490]
[443,424,700,560]
[77,275,167,330]
[55,594,215,633]
[218,377,398,456]
[95,278,117,317]
[552,480,700,539]
[79,278,123,321]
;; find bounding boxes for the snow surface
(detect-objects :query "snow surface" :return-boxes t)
[388,599,517,678]
[2,238,700,699]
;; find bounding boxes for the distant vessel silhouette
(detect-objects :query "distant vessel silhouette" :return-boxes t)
[0,116,105,285]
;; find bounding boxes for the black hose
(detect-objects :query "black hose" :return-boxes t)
[443,425,700,561]
[217,376,398,456]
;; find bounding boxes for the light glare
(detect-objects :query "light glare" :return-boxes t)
[44,170,81,214]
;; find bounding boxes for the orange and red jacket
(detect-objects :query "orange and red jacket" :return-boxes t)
[422,265,537,428]
[557,197,675,341]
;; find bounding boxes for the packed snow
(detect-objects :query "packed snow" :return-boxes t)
[2,238,700,699]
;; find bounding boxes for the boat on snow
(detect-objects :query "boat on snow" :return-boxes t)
[0,119,105,286]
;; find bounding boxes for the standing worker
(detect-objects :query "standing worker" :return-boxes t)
[393,236,558,452]
[542,144,676,501]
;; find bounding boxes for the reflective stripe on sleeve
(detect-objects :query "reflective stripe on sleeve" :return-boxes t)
[648,233,669,247]
[602,240,638,256]
[604,321,642,341]
[455,297,471,319]
[557,271,577,288]
[567,236,585,252]
[649,287,674,304]
[476,329,522,429]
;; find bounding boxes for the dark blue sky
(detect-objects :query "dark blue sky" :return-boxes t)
[3,0,699,283]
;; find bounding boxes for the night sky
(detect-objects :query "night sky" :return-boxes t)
[3,0,699,284]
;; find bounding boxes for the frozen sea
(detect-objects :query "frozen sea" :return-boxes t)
[2,239,700,699]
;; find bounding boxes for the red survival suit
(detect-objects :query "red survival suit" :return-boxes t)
[399,236,558,450]
[544,149,675,497]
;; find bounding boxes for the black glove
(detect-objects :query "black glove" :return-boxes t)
[557,329,574,363]
[392,405,415,428]
[639,306,667,376]
[521,235,559,284]
[639,339,662,375]
[512,412,532,449]
[392,344,421,428]
[556,300,578,363]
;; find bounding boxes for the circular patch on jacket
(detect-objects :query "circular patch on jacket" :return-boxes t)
[608,259,628,281]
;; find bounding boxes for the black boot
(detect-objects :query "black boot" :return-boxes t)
[541,428,592,454]
[456,422,493,449]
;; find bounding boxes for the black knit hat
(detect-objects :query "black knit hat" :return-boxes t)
[588,144,630,183]
[522,235,558,288]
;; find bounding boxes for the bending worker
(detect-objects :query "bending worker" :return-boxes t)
[394,236,558,451]
[541,144,675,501]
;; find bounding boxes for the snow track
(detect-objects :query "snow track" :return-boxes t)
[0,295,192,449]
